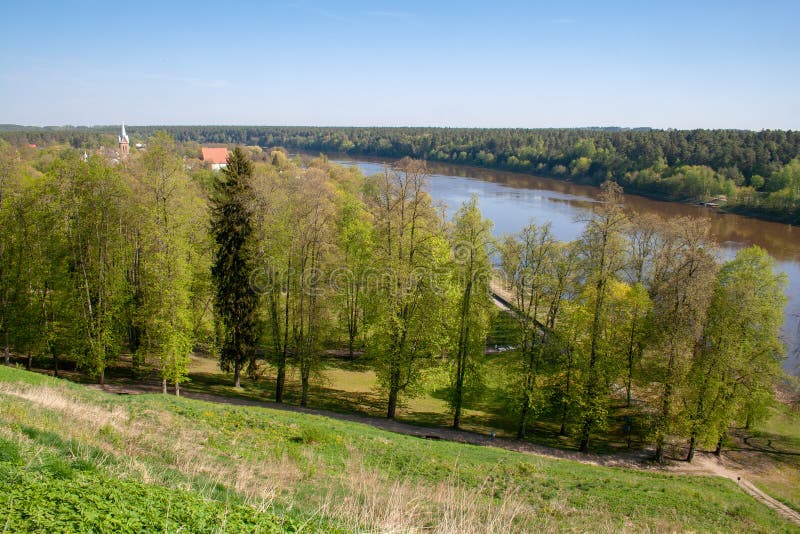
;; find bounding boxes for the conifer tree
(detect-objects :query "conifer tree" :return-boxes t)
[210,147,259,387]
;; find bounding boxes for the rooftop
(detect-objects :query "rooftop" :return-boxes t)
[201,147,229,165]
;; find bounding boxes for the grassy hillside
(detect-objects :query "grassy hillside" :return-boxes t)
[0,365,795,533]
[727,403,800,513]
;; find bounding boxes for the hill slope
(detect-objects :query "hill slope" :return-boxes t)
[0,366,794,533]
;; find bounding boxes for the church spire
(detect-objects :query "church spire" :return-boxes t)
[118,122,130,157]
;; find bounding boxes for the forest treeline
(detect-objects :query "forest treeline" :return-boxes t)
[0,134,788,460]
[3,125,799,224]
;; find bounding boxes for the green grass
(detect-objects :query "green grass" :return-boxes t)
[0,451,299,533]
[181,347,649,454]
[727,403,800,513]
[0,365,796,532]
[19,310,651,454]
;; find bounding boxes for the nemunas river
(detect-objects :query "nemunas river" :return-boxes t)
[326,155,800,374]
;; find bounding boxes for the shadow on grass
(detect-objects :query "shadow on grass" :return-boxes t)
[25,349,653,458]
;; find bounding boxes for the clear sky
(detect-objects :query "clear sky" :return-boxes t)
[1,0,798,129]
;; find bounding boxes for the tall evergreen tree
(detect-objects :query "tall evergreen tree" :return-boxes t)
[210,147,259,388]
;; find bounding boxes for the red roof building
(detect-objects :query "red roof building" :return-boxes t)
[201,147,230,169]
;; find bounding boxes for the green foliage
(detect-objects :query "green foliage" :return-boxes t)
[0,461,298,533]
[365,158,452,418]
[685,247,787,456]
[499,221,560,437]
[645,218,718,461]
[210,147,261,384]
[129,131,199,388]
[447,196,495,428]
[51,153,130,380]
[7,125,800,222]
[0,136,791,468]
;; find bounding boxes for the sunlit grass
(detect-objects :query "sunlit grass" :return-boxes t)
[0,365,794,532]
[729,403,800,513]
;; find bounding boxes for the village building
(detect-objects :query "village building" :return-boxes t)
[201,147,230,170]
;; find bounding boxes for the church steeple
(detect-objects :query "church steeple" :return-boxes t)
[118,122,130,157]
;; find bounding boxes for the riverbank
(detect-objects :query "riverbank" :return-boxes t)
[301,150,800,373]
[293,150,798,227]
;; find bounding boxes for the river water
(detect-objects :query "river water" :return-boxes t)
[325,155,800,374]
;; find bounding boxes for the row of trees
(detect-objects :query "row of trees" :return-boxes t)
[210,147,787,459]
[0,134,210,393]
[209,149,495,421]
[0,135,788,459]
[495,182,786,458]
[3,126,800,223]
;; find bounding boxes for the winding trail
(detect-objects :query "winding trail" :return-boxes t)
[92,382,800,527]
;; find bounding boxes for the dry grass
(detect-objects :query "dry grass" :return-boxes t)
[317,452,538,533]
[0,382,298,507]
[1,369,793,533]
[0,383,130,430]
[0,381,561,532]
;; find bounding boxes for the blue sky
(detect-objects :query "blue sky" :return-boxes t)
[1,0,798,129]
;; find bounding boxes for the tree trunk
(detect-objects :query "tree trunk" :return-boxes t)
[275,362,286,403]
[453,277,471,431]
[579,421,591,453]
[560,349,573,436]
[452,353,465,430]
[387,386,399,419]
[52,352,59,378]
[26,353,32,370]
[714,435,723,456]
[655,351,676,463]
[276,259,291,403]
[233,360,241,388]
[162,378,167,394]
[175,380,180,397]
[517,396,529,439]
[654,439,665,463]
[625,316,638,408]
[687,434,697,463]
[626,355,634,408]
[300,376,309,407]
[99,368,105,386]
[4,331,10,365]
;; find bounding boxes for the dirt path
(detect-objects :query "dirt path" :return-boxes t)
[92,382,800,526]
[684,454,800,526]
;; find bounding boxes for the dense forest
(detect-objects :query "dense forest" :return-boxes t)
[3,125,799,224]
[0,134,788,460]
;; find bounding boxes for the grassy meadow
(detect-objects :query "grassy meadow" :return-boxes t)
[1,365,796,533]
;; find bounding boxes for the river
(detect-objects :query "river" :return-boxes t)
[322,155,800,374]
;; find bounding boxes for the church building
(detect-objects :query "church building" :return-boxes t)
[118,123,130,157]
